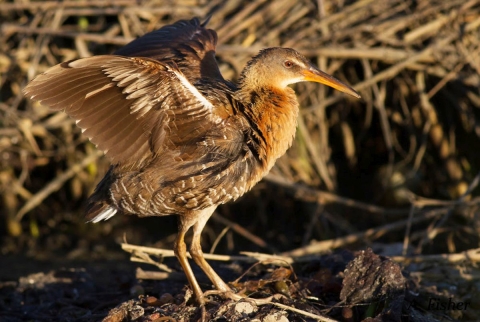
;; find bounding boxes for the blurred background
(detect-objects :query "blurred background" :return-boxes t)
[1,0,480,320]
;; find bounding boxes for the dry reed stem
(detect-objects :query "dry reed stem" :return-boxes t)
[15,150,103,221]
[121,243,294,266]
[391,247,480,264]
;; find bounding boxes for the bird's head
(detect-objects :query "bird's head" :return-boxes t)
[240,47,360,98]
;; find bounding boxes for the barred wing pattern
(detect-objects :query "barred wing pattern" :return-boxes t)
[24,55,222,167]
[115,17,224,82]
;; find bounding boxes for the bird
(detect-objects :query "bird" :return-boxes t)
[24,17,360,305]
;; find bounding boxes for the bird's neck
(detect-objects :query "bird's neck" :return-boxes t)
[238,85,299,173]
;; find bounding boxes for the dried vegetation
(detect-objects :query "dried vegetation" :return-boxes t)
[1,0,480,321]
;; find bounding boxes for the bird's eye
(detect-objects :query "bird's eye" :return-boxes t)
[283,60,294,68]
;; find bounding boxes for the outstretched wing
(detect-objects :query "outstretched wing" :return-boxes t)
[23,55,224,166]
[115,17,224,82]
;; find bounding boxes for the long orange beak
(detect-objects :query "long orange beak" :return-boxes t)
[302,67,361,98]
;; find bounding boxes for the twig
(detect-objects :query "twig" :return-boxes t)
[391,248,480,264]
[0,0,141,10]
[129,250,173,273]
[305,34,457,112]
[217,46,436,64]
[263,302,339,322]
[135,267,195,282]
[211,213,275,252]
[121,243,294,266]
[297,114,335,191]
[265,174,409,216]
[209,226,230,254]
[282,207,448,257]
[15,150,103,221]
[2,25,132,45]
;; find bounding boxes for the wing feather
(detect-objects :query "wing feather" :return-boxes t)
[114,18,223,82]
[24,55,223,166]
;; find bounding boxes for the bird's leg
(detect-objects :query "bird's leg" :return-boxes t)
[180,207,280,307]
[174,215,205,306]
[189,207,233,294]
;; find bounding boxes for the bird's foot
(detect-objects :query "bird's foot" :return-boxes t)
[203,289,243,302]
[195,289,285,321]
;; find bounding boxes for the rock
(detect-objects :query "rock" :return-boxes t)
[234,301,257,314]
[262,311,289,322]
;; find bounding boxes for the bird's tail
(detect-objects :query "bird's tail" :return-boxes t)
[84,166,118,223]
[85,201,117,223]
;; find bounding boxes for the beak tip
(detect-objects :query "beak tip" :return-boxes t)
[303,68,361,99]
[351,91,361,99]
